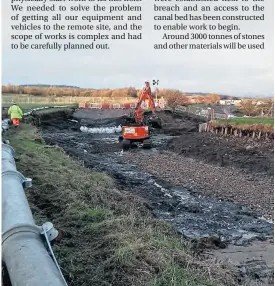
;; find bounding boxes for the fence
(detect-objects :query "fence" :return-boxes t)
[2,95,138,105]
[2,95,168,107]
[175,105,228,120]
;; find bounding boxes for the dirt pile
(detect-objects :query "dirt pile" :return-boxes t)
[150,110,273,177]
[166,132,274,176]
[28,108,74,125]
[156,110,206,135]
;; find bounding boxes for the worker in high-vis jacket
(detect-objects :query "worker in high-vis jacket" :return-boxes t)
[8,102,23,127]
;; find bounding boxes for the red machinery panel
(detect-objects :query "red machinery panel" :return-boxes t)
[122,126,149,140]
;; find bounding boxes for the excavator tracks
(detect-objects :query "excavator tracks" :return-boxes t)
[142,139,152,149]
[121,138,152,151]
[122,139,131,151]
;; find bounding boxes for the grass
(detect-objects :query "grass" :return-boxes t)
[212,117,274,133]
[4,124,238,286]
[215,118,274,125]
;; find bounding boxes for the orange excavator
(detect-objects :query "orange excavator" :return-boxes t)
[119,81,158,150]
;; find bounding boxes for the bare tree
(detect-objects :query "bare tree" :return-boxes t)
[207,93,221,104]
[239,99,257,116]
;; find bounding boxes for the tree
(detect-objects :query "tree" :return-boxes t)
[207,93,221,104]
[238,99,257,116]
[165,90,190,108]
[257,99,274,117]
[127,87,138,97]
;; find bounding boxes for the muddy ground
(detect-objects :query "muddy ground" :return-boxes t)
[38,109,274,285]
[167,131,274,176]
[73,109,274,176]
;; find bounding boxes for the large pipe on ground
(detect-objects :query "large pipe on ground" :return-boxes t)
[2,119,10,133]
[2,143,66,286]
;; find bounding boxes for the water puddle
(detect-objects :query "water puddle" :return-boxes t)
[208,240,274,285]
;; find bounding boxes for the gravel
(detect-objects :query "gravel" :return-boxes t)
[122,151,274,220]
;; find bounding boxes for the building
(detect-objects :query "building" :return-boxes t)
[219,99,242,106]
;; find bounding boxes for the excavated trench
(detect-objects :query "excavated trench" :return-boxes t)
[38,109,273,285]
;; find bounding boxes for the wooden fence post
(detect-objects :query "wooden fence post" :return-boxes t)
[225,127,228,135]
[258,131,261,139]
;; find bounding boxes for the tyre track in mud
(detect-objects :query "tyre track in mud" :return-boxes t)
[39,110,274,285]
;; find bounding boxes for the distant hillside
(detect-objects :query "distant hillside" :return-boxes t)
[7,84,241,99]
[4,84,266,100]
[185,92,240,100]
[19,84,81,89]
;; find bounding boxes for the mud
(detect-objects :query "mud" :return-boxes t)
[167,133,274,176]
[157,112,273,178]
[40,115,273,241]
[37,109,273,285]
[2,108,9,120]
[43,126,273,242]
[156,109,206,135]
[208,240,274,286]
[73,109,131,127]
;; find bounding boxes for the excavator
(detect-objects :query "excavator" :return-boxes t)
[119,81,159,150]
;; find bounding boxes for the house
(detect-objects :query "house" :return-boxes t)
[219,99,242,106]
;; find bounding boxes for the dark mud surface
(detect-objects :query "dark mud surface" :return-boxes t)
[39,109,274,285]
[40,113,273,242]
[152,110,274,177]
[151,109,206,135]
[166,132,274,176]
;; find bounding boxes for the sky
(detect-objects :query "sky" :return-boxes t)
[2,1,274,97]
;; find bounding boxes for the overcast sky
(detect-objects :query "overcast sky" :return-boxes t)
[2,1,274,97]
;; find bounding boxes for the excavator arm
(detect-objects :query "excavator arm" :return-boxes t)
[134,82,156,124]
[120,81,161,150]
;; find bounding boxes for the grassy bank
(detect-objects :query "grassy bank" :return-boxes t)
[212,117,274,133]
[4,124,237,286]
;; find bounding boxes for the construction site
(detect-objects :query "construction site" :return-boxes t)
[2,84,274,286]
